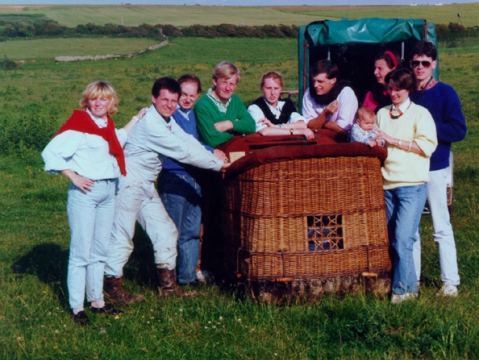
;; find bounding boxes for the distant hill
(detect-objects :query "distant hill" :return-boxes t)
[1,4,479,27]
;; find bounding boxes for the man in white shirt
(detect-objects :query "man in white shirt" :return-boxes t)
[104,77,228,304]
[302,59,358,134]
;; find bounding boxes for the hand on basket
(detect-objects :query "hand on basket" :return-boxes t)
[214,149,229,163]
[301,128,315,140]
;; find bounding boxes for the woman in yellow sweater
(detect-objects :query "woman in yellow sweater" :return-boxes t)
[375,68,437,304]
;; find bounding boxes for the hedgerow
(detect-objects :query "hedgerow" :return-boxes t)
[0,20,298,40]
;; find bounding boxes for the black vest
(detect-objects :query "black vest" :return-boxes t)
[251,97,297,125]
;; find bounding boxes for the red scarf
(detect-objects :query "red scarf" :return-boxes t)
[55,110,126,176]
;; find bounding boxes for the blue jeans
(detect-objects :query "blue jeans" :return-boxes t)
[67,178,118,309]
[384,184,427,295]
[158,170,202,284]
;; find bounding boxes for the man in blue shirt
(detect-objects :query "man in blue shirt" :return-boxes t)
[410,41,467,297]
[157,74,228,286]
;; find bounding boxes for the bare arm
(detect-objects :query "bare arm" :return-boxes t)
[323,121,347,134]
[259,126,315,140]
[258,118,307,130]
[306,100,339,131]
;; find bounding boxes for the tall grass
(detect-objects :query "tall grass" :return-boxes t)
[1,36,479,358]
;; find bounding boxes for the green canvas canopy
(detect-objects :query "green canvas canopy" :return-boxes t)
[297,18,438,111]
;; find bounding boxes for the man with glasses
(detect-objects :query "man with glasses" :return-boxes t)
[410,41,467,297]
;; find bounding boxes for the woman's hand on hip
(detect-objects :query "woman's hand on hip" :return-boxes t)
[61,169,94,194]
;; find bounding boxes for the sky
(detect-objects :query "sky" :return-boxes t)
[2,0,479,5]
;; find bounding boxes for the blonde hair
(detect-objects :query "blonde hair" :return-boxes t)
[260,71,284,89]
[212,61,241,82]
[79,81,119,115]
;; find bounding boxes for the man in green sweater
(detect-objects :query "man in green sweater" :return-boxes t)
[195,61,256,148]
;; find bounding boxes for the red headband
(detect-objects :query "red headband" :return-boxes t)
[384,51,398,68]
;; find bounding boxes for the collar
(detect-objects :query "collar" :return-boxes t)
[393,98,411,113]
[419,77,437,91]
[86,109,107,128]
[176,105,192,120]
[262,97,283,113]
[207,88,231,113]
[148,104,173,128]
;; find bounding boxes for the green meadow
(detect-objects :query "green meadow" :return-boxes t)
[0,37,159,61]
[1,5,479,359]
[2,3,479,27]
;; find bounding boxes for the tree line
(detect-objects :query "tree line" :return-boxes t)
[0,20,298,40]
[1,19,476,42]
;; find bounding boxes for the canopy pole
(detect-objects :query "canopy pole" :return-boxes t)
[303,40,309,96]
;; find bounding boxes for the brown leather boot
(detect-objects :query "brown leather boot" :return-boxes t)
[104,276,146,305]
[156,267,198,298]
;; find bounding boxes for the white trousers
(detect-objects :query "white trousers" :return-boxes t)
[104,177,178,278]
[413,168,460,285]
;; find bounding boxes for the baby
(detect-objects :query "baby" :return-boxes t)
[350,106,384,147]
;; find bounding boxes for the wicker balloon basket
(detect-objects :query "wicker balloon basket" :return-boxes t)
[219,135,392,302]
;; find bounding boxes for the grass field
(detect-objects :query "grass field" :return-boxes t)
[0,37,159,61]
[1,29,479,359]
[1,3,479,27]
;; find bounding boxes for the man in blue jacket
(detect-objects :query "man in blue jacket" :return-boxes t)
[410,41,467,297]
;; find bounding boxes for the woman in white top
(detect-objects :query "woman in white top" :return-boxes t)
[248,71,315,140]
[42,81,145,325]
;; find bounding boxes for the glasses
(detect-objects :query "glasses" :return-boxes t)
[411,60,432,68]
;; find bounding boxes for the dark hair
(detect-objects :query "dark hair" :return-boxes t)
[385,67,417,93]
[151,77,182,98]
[310,59,340,80]
[410,40,437,60]
[177,74,202,94]
[375,50,401,70]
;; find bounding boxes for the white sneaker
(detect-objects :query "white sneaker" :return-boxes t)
[437,285,458,297]
[196,269,213,283]
[391,292,418,304]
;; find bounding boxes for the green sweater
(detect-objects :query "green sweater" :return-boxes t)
[195,91,256,148]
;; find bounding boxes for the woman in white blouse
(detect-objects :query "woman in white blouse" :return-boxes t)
[248,71,315,140]
[42,81,145,325]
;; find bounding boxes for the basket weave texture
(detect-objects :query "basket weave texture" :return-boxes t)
[222,155,391,282]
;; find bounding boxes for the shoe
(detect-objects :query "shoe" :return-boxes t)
[157,267,198,298]
[104,276,146,305]
[391,292,418,304]
[91,304,124,315]
[437,285,458,297]
[73,311,91,326]
[196,269,214,283]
